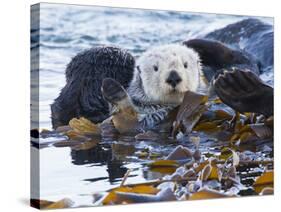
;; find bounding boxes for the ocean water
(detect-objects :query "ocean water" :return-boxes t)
[31,3,273,207]
[32,3,273,130]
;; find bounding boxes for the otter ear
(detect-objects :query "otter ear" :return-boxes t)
[136,65,141,73]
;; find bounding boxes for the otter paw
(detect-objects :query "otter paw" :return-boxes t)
[213,68,273,116]
[101,78,128,104]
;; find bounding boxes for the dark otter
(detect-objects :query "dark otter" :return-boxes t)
[183,18,273,117]
[51,46,135,129]
[205,18,273,70]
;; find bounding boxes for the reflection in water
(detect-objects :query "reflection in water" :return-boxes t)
[107,160,128,183]
[37,126,273,204]
[70,143,129,183]
[70,144,111,165]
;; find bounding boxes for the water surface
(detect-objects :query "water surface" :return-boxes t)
[31,3,273,207]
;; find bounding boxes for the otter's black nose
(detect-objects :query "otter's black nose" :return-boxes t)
[166,71,182,88]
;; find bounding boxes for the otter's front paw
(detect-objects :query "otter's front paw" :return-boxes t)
[101,78,128,104]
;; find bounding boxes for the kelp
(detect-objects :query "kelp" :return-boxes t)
[31,198,74,209]
[69,117,100,135]
[102,185,159,205]
[35,88,273,208]
[253,170,274,193]
[172,91,208,137]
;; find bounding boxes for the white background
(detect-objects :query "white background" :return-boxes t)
[0,0,279,211]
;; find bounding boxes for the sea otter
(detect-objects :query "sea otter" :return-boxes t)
[51,46,135,129]
[184,18,273,117]
[51,43,205,130]
[126,44,205,129]
[51,18,273,130]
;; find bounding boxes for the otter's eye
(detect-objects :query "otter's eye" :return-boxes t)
[184,62,188,69]
[153,65,158,72]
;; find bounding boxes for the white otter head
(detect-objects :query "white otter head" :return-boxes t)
[134,44,202,104]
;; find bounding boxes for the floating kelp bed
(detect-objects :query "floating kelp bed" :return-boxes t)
[31,94,273,209]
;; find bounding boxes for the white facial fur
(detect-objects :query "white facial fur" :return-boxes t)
[134,44,202,104]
